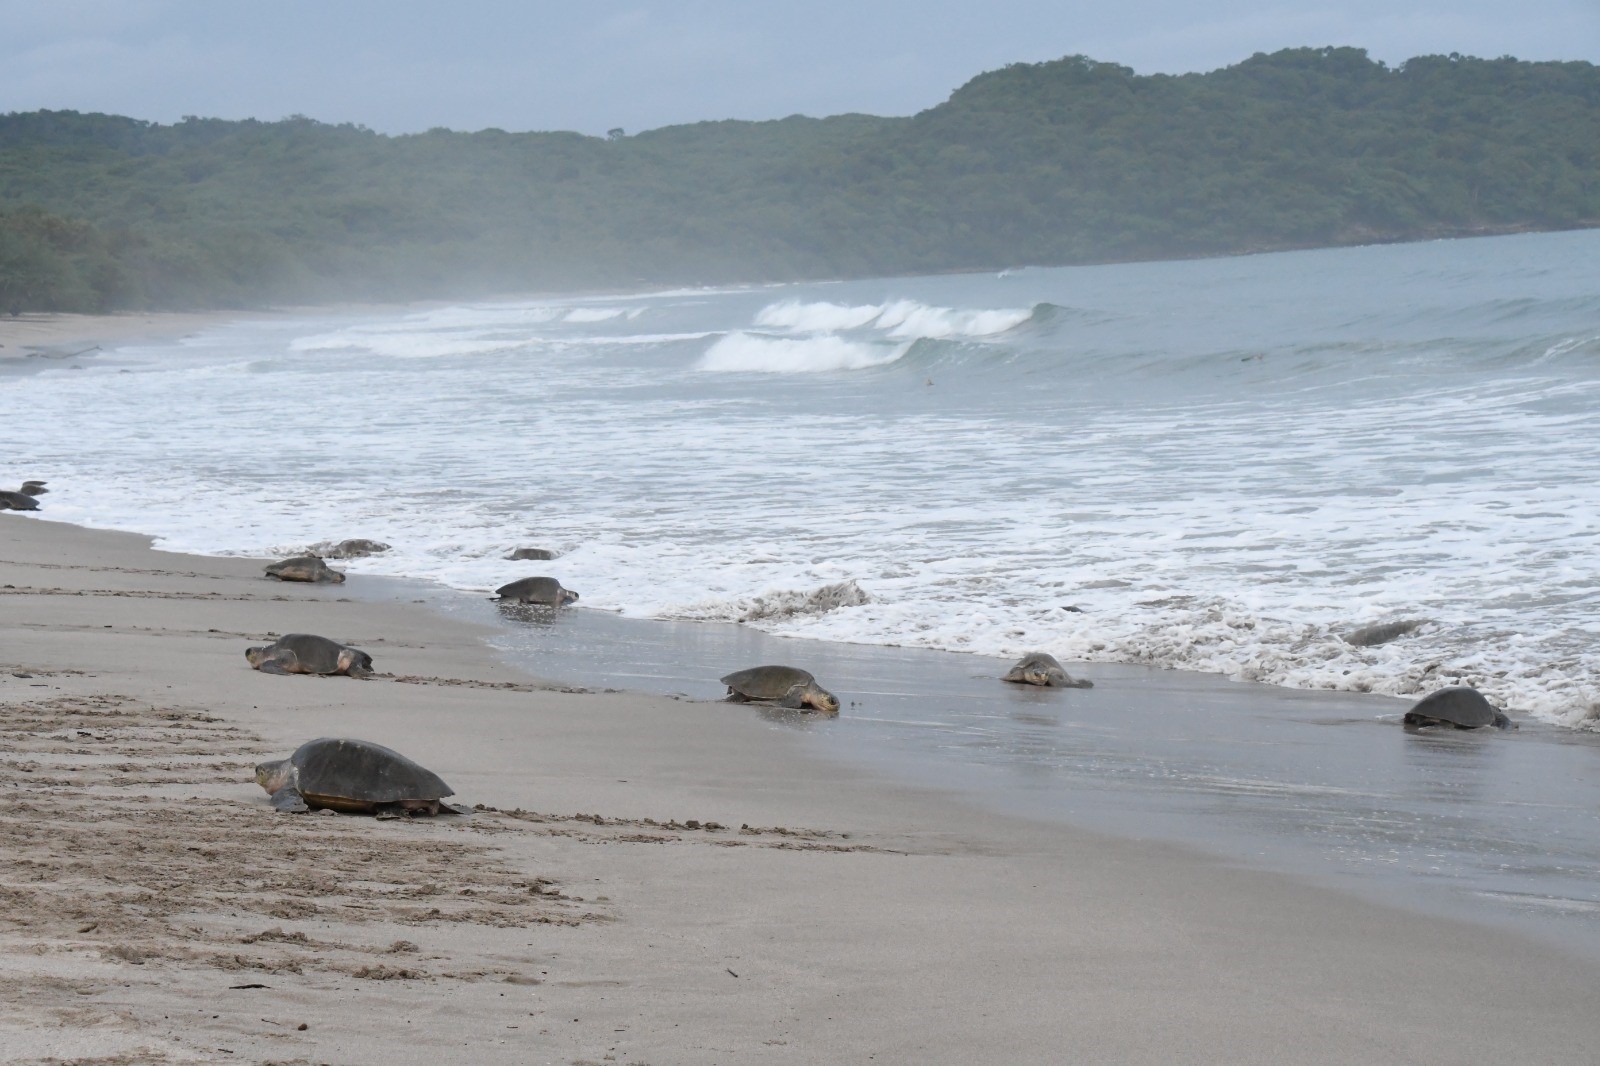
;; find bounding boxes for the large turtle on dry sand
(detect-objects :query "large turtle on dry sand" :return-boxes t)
[255,738,471,818]
[246,633,374,678]
[1403,686,1514,730]
[720,665,841,715]
[493,575,578,606]
[264,556,345,583]
[1003,652,1093,689]
[0,489,40,511]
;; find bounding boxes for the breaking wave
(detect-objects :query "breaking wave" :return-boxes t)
[697,333,910,373]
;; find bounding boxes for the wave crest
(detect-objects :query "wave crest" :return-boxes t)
[697,333,910,373]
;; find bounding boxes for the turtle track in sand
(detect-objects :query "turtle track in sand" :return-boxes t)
[0,694,597,1064]
[0,692,890,1064]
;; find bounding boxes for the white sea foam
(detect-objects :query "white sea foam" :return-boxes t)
[10,231,1600,728]
[753,300,884,332]
[752,297,1033,339]
[697,332,910,373]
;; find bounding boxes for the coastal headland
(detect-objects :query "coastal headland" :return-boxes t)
[6,515,1600,1064]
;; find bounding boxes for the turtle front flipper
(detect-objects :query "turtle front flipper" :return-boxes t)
[1492,712,1517,730]
[255,652,300,676]
[270,787,310,813]
[440,802,475,816]
[374,803,405,820]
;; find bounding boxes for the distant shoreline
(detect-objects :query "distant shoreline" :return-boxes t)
[6,220,1597,336]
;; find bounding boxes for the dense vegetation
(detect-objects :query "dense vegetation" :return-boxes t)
[1,47,1596,312]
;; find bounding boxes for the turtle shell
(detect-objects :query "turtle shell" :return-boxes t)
[289,738,453,803]
[0,490,41,511]
[1403,687,1496,728]
[270,634,349,672]
[721,665,816,699]
[494,576,575,604]
[1015,652,1065,672]
[265,556,344,582]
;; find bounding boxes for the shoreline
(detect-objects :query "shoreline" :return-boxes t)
[7,514,1600,1063]
[0,310,271,369]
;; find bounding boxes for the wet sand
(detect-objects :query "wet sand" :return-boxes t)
[0,311,268,371]
[5,515,1600,1065]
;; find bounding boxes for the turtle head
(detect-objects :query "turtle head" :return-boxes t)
[1007,664,1055,686]
[561,588,579,605]
[244,645,268,667]
[254,758,296,794]
[803,684,841,716]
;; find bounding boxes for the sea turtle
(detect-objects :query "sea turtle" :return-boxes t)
[245,633,374,678]
[720,665,841,715]
[264,555,346,583]
[1344,619,1428,647]
[505,547,558,561]
[1002,652,1093,688]
[0,490,40,511]
[255,737,470,818]
[493,576,578,606]
[309,538,390,559]
[1403,686,1514,730]
[19,481,46,496]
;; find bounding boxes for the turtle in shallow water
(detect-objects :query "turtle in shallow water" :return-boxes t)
[0,489,39,511]
[255,738,470,818]
[264,555,345,584]
[1344,619,1428,647]
[18,480,46,496]
[313,538,390,559]
[720,665,841,715]
[505,547,558,561]
[493,575,578,606]
[246,633,374,678]
[1003,652,1093,689]
[1403,686,1514,730]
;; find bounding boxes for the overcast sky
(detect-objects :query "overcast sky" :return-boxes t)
[3,1,1596,137]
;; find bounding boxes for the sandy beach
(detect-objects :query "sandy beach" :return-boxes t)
[4,516,1600,1065]
[0,312,270,370]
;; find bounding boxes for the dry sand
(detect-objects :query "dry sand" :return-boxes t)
[4,515,1600,1065]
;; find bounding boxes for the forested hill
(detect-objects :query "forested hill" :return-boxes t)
[1,47,1597,312]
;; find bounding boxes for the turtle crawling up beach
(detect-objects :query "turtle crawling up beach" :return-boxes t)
[1403,686,1514,730]
[246,633,374,678]
[264,555,346,584]
[1002,652,1093,689]
[720,665,841,715]
[0,489,40,511]
[255,738,471,818]
[493,576,578,606]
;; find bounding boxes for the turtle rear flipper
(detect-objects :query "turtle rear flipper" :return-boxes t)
[270,787,310,813]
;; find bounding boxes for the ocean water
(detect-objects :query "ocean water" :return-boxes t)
[7,229,1600,726]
